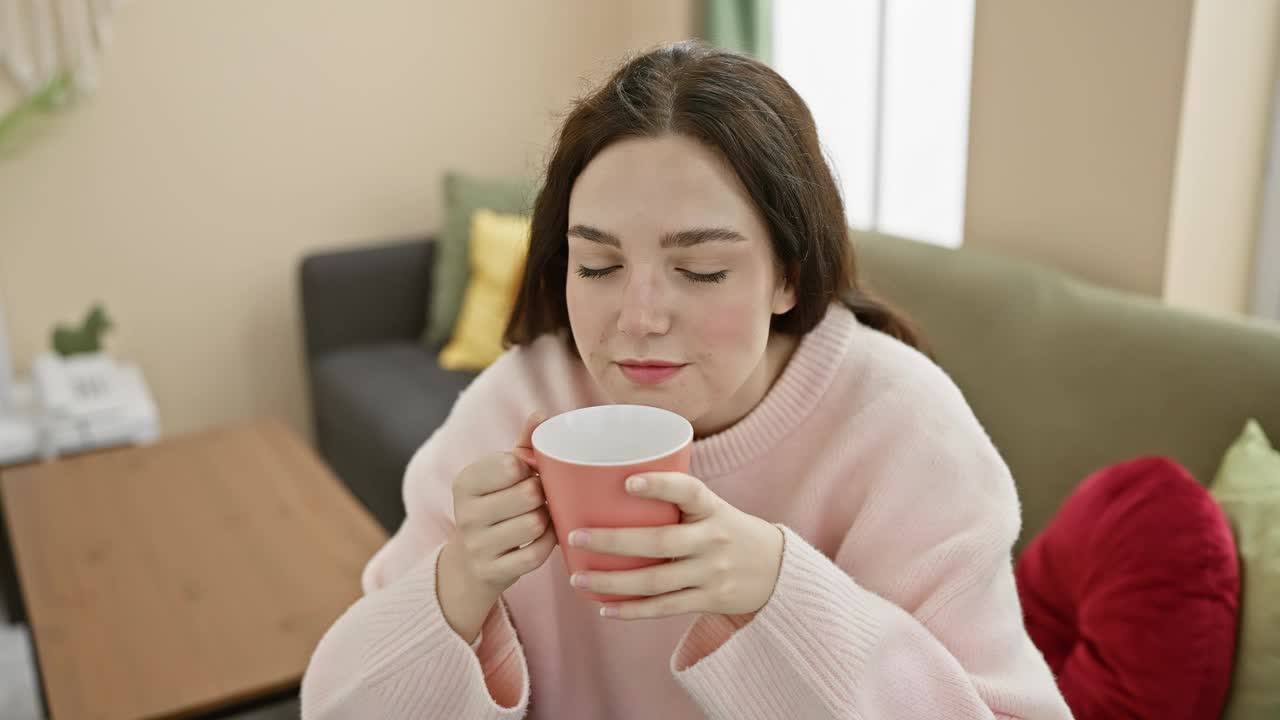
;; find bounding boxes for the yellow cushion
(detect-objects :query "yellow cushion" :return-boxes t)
[438,209,530,371]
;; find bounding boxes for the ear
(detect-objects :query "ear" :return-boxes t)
[771,266,798,315]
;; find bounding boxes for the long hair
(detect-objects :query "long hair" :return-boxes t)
[505,40,923,350]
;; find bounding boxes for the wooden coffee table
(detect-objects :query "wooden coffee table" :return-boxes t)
[0,418,389,719]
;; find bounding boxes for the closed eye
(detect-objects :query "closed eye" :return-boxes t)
[575,265,620,279]
[679,269,728,284]
[574,266,729,284]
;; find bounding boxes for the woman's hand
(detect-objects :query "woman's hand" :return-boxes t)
[567,472,785,620]
[438,413,556,642]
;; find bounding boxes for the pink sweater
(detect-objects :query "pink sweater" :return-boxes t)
[300,304,1071,719]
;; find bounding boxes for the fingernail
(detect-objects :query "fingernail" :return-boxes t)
[627,476,647,492]
[570,573,589,589]
[568,530,589,547]
[600,605,619,618]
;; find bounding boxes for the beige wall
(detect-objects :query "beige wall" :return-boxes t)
[965,0,1280,318]
[0,1,695,440]
[1164,0,1280,315]
[965,0,1196,297]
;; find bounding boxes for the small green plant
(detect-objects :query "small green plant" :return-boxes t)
[52,303,113,356]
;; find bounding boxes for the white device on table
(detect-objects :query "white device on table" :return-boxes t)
[0,302,39,464]
[0,302,160,466]
[30,351,160,459]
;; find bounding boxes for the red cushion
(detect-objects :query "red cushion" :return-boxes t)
[1015,457,1240,720]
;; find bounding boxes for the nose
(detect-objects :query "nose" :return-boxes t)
[617,266,670,338]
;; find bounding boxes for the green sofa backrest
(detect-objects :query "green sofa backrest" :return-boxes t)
[856,231,1280,549]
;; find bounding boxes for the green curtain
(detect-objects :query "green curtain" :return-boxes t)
[704,0,773,63]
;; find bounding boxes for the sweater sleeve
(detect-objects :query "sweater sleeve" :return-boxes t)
[300,543,529,719]
[300,352,539,720]
[670,420,1073,719]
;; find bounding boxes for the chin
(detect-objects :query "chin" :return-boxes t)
[599,380,692,416]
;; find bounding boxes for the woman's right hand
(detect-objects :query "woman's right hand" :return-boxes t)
[438,413,556,642]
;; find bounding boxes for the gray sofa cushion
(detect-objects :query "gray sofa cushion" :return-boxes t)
[311,341,476,530]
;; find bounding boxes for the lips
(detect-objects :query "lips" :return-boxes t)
[616,360,687,385]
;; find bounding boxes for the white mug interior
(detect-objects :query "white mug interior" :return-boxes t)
[531,404,693,466]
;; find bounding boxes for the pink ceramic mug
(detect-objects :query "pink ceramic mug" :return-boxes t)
[518,405,692,603]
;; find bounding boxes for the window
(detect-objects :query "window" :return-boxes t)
[773,0,976,248]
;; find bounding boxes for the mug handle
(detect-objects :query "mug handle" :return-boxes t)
[511,412,546,471]
[512,446,538,470]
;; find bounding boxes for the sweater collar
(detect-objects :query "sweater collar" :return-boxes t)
[690,303,859,479]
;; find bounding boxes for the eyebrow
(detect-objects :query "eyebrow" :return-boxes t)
[567,224,747,249]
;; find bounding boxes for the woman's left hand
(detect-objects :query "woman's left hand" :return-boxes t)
[567,472,785,620]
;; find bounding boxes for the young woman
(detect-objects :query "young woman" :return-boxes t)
[301,41,1070,720]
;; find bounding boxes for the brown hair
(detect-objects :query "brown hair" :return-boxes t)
[504,40,923,351]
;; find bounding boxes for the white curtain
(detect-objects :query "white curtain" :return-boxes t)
[1,0,122,103]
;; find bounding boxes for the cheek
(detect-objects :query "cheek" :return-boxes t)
[565,280,582,321]
[690,258,781,345]
[565,282,586,340]
[566,280,608,348]
[692,302,766,357]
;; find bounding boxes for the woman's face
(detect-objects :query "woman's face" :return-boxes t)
[565,133,796,435]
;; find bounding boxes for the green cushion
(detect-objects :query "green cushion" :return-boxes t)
[1211,419,1280,720]
[423,172,533,347]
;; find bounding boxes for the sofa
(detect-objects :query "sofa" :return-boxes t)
[299,232,1280,549]
[300,237,475,533]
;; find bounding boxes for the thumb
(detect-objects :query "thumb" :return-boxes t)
[512,412,547,467]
